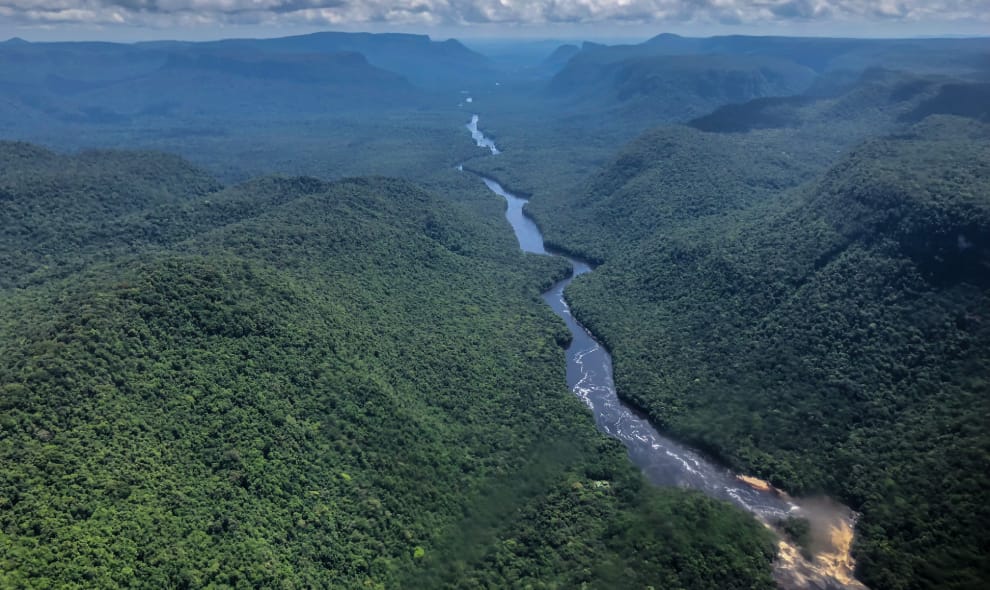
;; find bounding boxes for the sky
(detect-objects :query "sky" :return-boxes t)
[1,0,988,42]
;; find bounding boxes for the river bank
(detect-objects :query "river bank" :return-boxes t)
[463,114,868,590]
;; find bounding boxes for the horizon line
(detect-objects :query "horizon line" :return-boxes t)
[4,29,990,46]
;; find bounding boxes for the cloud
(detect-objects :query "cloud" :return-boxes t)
[0,0,987,29]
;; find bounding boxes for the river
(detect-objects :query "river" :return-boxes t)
[465,115,868,590]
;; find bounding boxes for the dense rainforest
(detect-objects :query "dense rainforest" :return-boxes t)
[2,30,989,590]
[0,143,778,588]
[474,73,990,590]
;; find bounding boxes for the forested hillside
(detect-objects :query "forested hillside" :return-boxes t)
[549,51,817,120]
[522,106,989,590]
[483,45,989,590]
[0,145,777,588]
[3,29,988,590]
[462,33,990,216]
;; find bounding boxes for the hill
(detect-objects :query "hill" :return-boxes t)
[523,106,989,590]
[461,37,990,239]
[469,68,954,254]
[0,144,778,588]
[549,50,817,121]
[0,142,222,287]
[537,43,582,75]
[456,34,990,173]
[541,34,990,124]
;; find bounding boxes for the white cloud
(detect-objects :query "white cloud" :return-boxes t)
[0,0,987,28]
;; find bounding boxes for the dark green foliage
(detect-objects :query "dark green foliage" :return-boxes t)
[901,82,990,123]
[0,31,493,121]
[523,112,990,590]
[0,145,777,588]
[540,44,581,71]
[593,490,777,590]
[411,69,990,590]
[462,69,950,258]
[542,34,990,124]
[509,71,931,260]
[689,96,819,132]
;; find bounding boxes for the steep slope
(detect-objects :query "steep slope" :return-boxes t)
[463,50,983,236]
[900,82,990,123]
[538,43,581,74]
[0,145,778,588]
[544,33,990,125]
[189,31,494,87]
[546,115,990,590]
[0,40,164,84]
[550,50,817,121]
[521,69,948,261]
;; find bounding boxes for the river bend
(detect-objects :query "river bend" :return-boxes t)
[469,119,795,520]
[464,114,867,590]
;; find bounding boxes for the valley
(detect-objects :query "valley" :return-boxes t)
[466,118,866,590]
[0,28,987,590]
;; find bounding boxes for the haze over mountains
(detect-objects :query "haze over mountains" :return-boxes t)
[4,32,988,146]
[1,26,988,590]
[0,32,491,123]
[450,32,990,590]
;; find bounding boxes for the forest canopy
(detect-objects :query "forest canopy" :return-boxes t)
[0,144,777,588]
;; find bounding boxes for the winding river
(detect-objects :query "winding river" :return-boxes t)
[464,115,867,590]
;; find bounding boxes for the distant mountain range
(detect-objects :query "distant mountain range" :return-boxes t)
[0,32,497,126]
[638,33,990,73]
[138,32,495,87]
[3,31,987,146]
[544,34,990,122]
